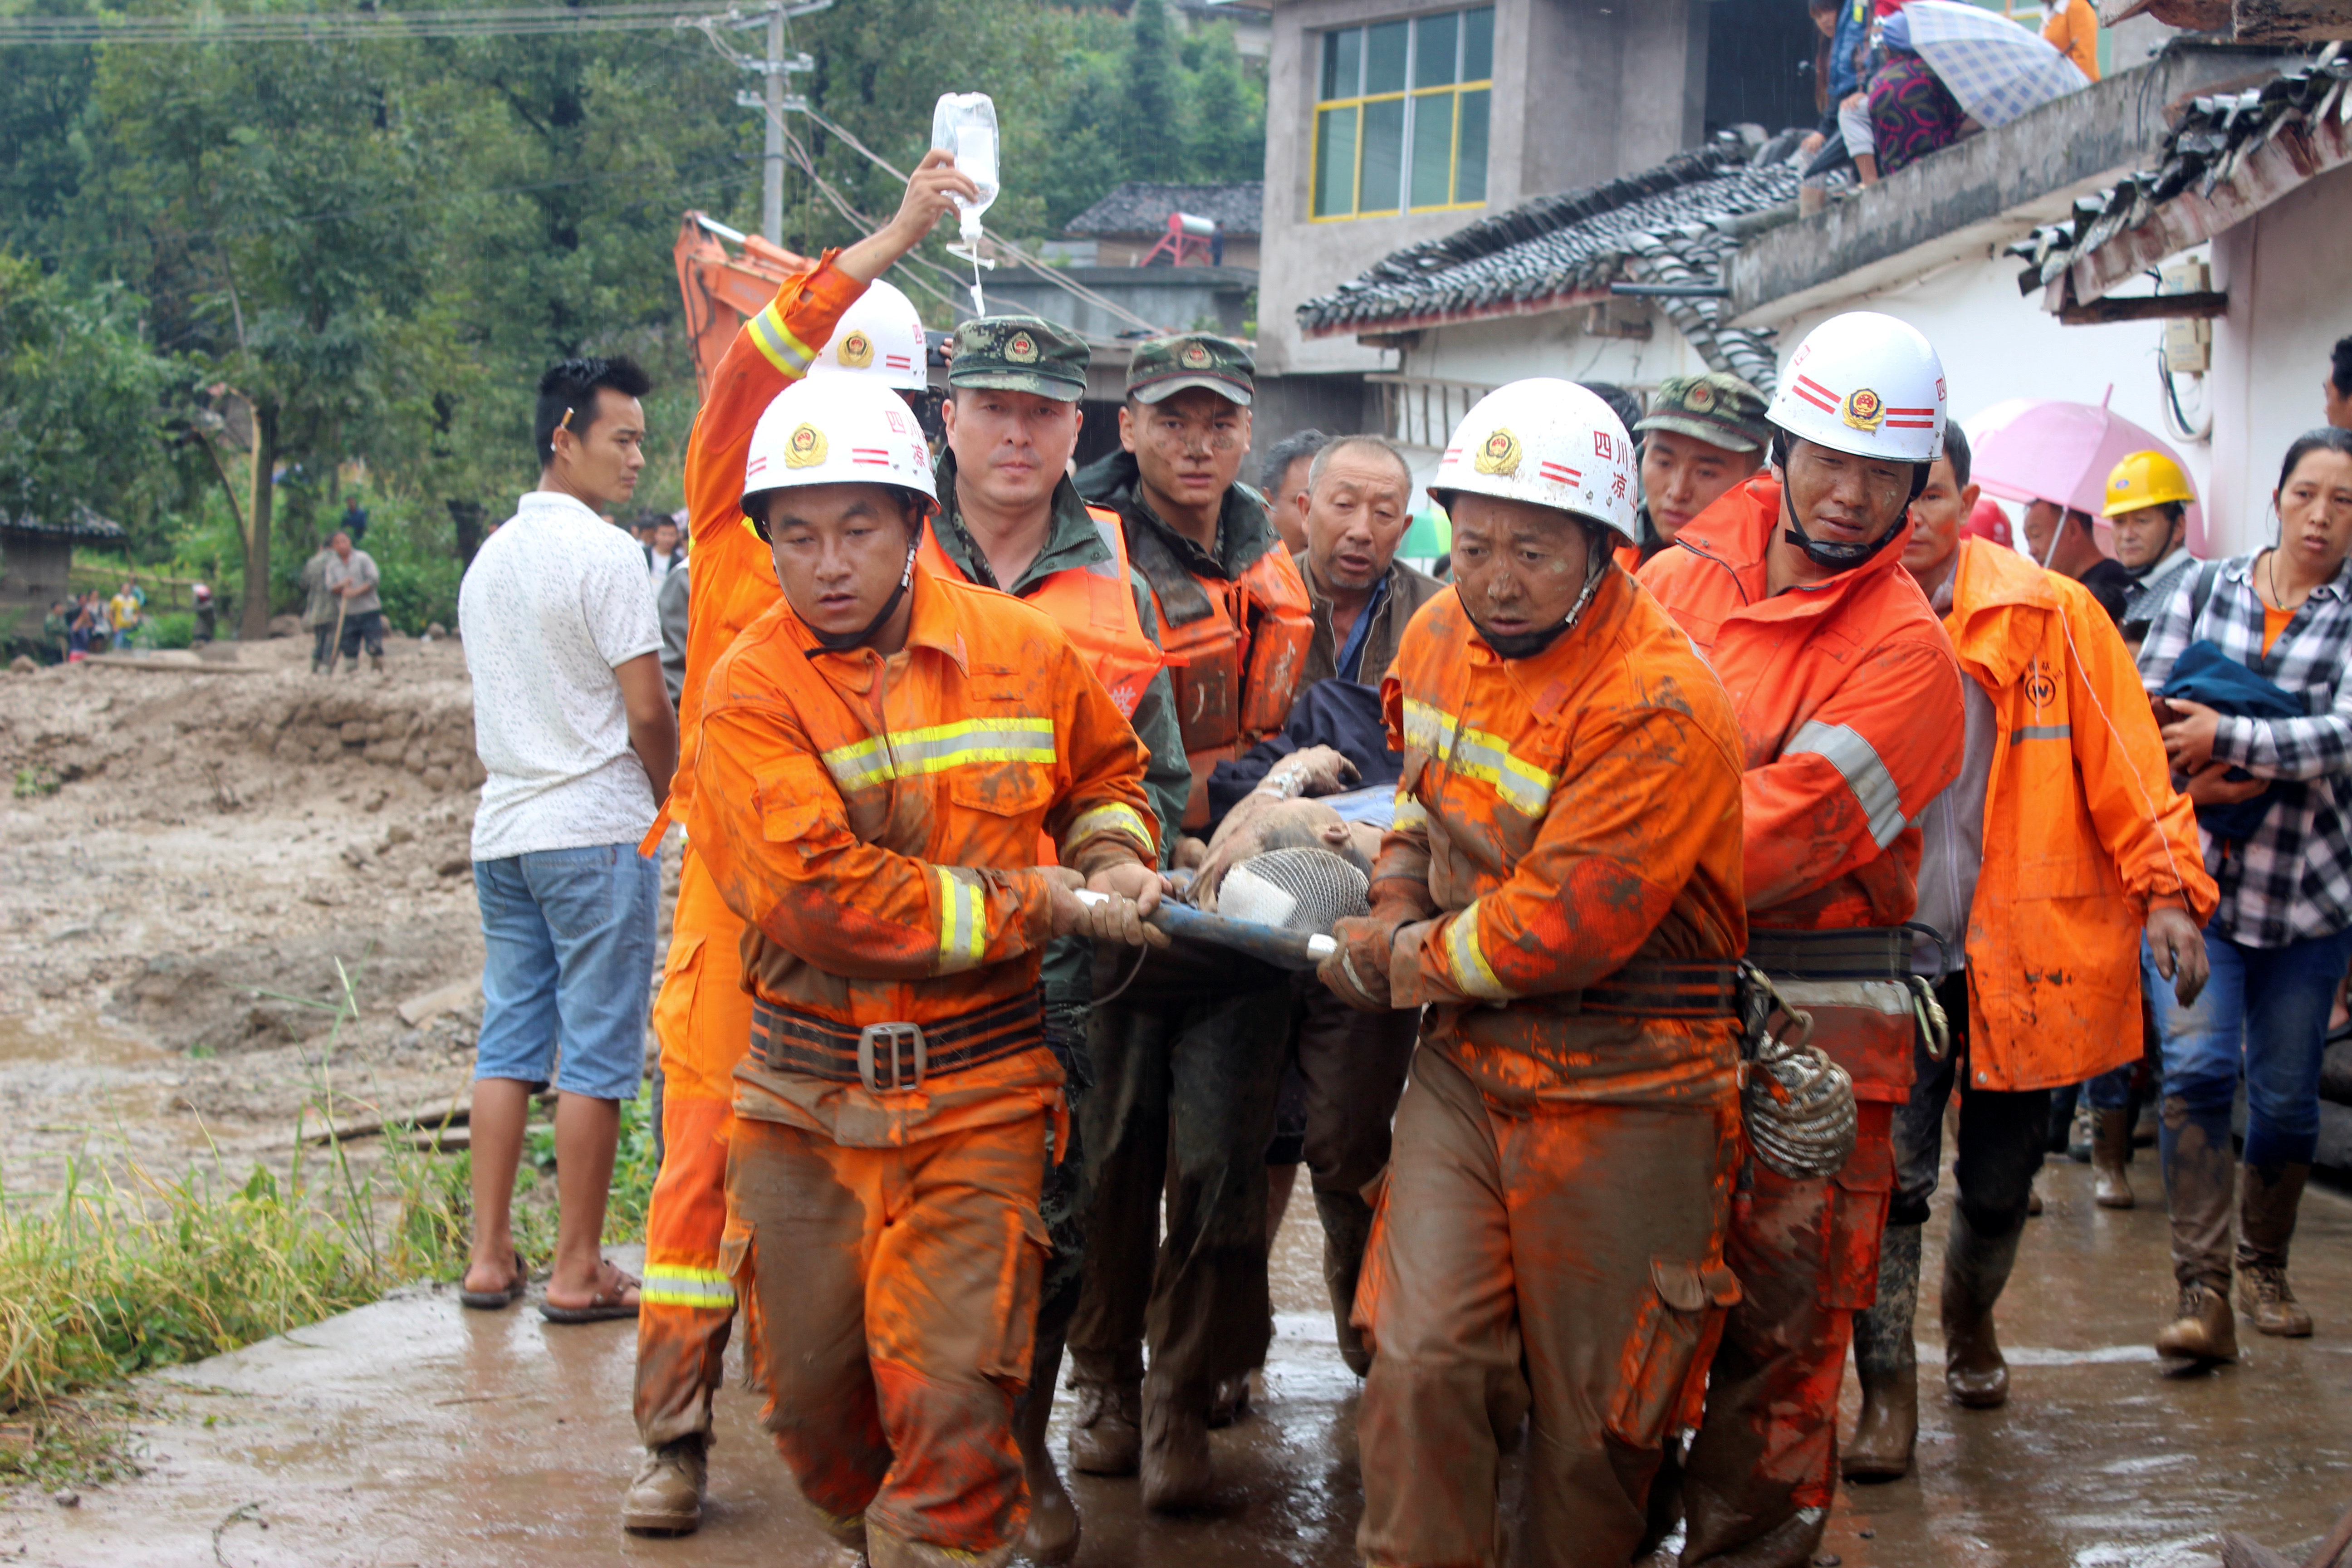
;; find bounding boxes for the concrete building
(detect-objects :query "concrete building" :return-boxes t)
[1294,34,2291,532]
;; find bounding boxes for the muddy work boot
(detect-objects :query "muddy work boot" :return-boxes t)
[1940,1206,2021,1409]
[1139,1377,1215,1513]
[2236,1161,2314,1337]
[2156,1279,2238,1363]
[1014,1334,1079,1566]
[1845,1222,1921,1481]
[2092,1108,2135,1209]
[1066,1375,1141,1477]
[864,1526,1014,1568]
[621,1434,707,1536]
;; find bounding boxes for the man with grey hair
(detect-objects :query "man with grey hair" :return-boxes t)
[1259,428,1330,554]
[1291,434,1443,687]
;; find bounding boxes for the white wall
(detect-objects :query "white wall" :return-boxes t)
[2207,164,2352,560]
[1763,252,2214,542]
[1407,308,1715,390]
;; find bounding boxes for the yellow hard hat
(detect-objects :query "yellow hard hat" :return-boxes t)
[2102,449,2196,518]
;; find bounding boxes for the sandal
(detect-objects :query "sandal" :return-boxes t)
[458,1250,529,1311]
[538,1261,642,1324]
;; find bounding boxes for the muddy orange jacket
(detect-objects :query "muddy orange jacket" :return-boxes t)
[1940,538,2214,1090]
[1638,475,1965,933]
[690,559,1156,1041]
[664,255,865,834]
[1378,570,1750,1106]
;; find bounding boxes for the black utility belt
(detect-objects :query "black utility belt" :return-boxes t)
[1538,961,1742,1019]
[749,990,1044,1092]
[1741,926,1911,983]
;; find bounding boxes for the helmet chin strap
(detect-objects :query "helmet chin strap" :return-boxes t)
[1771,431,1930,574]
[808,544,919,654]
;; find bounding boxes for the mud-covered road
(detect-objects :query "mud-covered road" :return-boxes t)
[3,1156,2348,1568]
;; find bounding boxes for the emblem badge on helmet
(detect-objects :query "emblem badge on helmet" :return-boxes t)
[838,331,874,369]
[1474,428,1522,477]
[1842,387,1886,434]
[784,424,828,468]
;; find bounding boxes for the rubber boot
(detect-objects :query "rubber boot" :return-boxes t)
[2235,1161,2314,1337]
[1940,1206,2020,1409]
[1014,1333,1079,1565]
[1844,1222,1920,1481]
[2092,1107,2135,1209]
[1065,1359,1140,1476]
[2067,1098,2095,1162]
[2155,1097,2237,1362]
[1139,1373,1214,1513]
[620,1433,706,1535]
[1315,1187,1376,1378]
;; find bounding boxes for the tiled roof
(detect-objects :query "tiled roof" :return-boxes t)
[1295,129,1813,391]
[1064,181,1264,238]
[0,504,128,543]
[2006,44,2351,306]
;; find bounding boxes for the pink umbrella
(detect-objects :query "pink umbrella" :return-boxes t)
[1967,388,2205,556]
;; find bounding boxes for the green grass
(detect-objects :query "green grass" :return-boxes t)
[0,962,657,1483]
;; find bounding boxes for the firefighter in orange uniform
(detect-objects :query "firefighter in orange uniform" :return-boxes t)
[1639,312,1968,1568]
[921,313,1191,1564]
[623,152,977,1537]
[1325,379,1750,1567]
[694,371,1166,1568]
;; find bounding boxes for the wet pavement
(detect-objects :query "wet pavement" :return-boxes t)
[3,1156,2348,1567]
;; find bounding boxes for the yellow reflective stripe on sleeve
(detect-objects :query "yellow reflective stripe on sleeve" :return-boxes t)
[1064,802,1155,858]
[934,866,988,974]
[1392,792,1428,832]
[1785,719,1906,849]
[1443,900,1517,1001]
[1401,698,1557,817]
[640,1267,737,1310]
[749,302,815,376]
[820,717,1058,793]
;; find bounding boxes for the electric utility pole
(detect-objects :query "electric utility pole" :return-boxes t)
[718,0,829,244]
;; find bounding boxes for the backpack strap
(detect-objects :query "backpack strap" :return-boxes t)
[2187,559,2221,634]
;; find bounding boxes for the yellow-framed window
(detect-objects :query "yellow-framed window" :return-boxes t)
[1312,7,1492,221]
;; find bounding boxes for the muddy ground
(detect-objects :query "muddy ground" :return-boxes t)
[0,632,590,1203]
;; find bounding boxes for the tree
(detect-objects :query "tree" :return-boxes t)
[1120,0,1184,182]
[1185,28,1264,185]
[0,253,176,527]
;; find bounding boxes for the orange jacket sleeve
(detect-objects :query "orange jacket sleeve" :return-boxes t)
[688,637,1154,982]
[1743,637,1965,913]
[1390,704,1746,1006]
[2051,578,2217,922]
[670,255,867,818]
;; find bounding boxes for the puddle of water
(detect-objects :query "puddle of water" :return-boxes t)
[0,1008,166,1066]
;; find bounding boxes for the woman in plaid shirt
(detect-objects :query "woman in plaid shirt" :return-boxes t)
[2137,428,2352,1362]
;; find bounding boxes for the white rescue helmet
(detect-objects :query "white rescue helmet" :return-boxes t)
[740,374,937,531]
[808,278,929,392]
[1429,379,1641,545]
[1768,311,1946,465]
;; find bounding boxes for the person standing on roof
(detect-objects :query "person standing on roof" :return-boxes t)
[1621,373,1774,571]
[1066,334,1314,1510]
[621,154,982,1540]
[2041,0,2100,83]
[1641,311,1967,1568]
[921,313,1191,1565]
[1838,422,2213,1485]
[1325,379,1750,1566]
[696,371,1167,1568]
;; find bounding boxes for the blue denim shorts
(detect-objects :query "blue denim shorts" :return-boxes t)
[473,842,659,1102]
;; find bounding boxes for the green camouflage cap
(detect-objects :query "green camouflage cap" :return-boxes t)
[1127,333,1254,407]
[1635,372,1773,454]
[946,315,1089,401]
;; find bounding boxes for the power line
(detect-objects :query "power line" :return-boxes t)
[0,1,777,46]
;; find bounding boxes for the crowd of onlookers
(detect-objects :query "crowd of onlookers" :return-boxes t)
[38,578,152,662]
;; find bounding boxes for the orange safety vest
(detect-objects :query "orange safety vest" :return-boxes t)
[1135,542,1313,828]
[917,505,1164,721]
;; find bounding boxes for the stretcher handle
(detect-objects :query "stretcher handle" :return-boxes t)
[1073,890,1337,970]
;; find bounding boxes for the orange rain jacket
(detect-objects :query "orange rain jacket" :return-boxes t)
[1639,475,1965,1099]
[1378,569,1751,1106]
[1939,537,2214,1090]
[689,561,1159,1147]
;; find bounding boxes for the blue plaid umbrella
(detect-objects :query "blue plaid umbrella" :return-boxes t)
[1901,1,2089,130]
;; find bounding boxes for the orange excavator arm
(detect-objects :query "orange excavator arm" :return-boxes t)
[675,211,819,399]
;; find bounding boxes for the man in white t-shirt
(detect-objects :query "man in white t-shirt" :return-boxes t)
[457,353,678,1326]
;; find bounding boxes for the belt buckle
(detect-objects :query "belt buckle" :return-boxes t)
[857,1022,927,1093]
